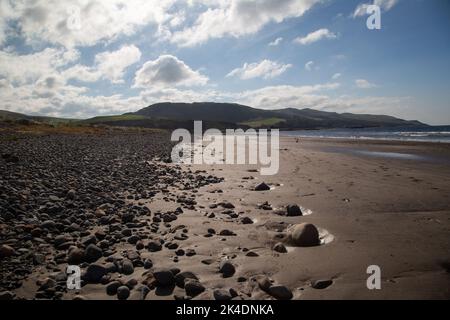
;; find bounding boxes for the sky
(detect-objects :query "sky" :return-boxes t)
[0,0,449,124]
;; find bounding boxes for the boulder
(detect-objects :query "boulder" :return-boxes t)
[288,223,320,247]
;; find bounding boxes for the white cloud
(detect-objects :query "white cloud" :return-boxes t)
[63,45,141,84]
[294,28,337,45]
[172,0,321,47]
[0,0,177,48]
[0,48,80,85]
[268,37,283,46]
[353,0,399,18]
[94,45,141,83]
[305,61,314,71]
[355,79,377,89]
[332,73,342,80]
[134,55,208,88]
[227,60,292,80]
[234,83,340,109]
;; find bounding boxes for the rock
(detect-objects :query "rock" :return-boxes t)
[219,229,236,236]
[68,248,85,265]
[220,202,235,209]
[184,279,205,297]
[84,243,103,262]
[153,268,175,287]
[94,209,106,218]
[147,240,162,252]
[122,259,134,275]
[219,260,236,278]
[241,217,253,225]
[0,245,16,258]
[106,281,122,296]
[33,253,46,265]
[175,271,198,288]
[311,279,333,289]
[54,235,72,248]
[66,189,76,200]
[273,243,287,253]
[213,289,232,301]
[136,241,145,250]
[288,223,320,247]
[268,285,293,300]
[122,229,132,237]
[0,291,14,300]
[125,278,138,289]
[117,286,130,300]
[286,204,303,217]
[245,251,259,257]
[41,220,56,229]
[94,230,106,240]
[256,276,272,291]
[38,278,56,291]
[84,263,107,283]
[104,262,117,273]
[255,182,270,191]
[186,249,196,257]
[143,259,153,269]
[259,201,272,210]
[81,234,97,246]
[135,285,150,300]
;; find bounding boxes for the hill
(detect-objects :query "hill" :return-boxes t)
[132,102,427,129]
[1,102,427,130]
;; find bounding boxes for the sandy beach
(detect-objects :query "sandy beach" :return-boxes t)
[1,132,449,300]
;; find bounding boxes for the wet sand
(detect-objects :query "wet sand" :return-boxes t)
[183,137,450,299]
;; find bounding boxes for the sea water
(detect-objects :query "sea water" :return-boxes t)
[281,126,450,143]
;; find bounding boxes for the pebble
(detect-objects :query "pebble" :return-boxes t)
[268,285,293,300]
[245,251,259,257]
[213,289,232,300]
[106,281,122,296]
[117,286,130,300]
[273,243,288,253]
[241,217,253,224]
[311,279,333,289]
[84,244,103,262]
[185,249,196,257]
[219,229,236,236]
[255,182,271,191]
[147,240,162,252]
[286,204,303,217]
[184,279,205,297]
[0,244,16,258]
[143,259,153,269]
[84,263,107,283]
[219,260,236,278]
[175,271,198,288]
[153,268,175,287]
[122,259,134,275]
[256,276,272,291]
